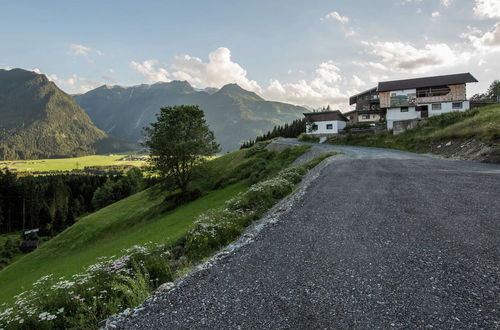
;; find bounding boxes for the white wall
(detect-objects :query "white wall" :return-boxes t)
[420,100,470,116]
[306,120,346,134]
[386,101,471,129]
[386,107,419,130]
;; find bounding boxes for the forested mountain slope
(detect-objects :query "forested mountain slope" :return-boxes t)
[0,69,110,160]
[75,82,307,152]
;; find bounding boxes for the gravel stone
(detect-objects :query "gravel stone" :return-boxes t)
[107,139,500,329]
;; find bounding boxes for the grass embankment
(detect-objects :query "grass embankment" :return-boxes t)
[327,104,500,152]
[0,155,146,173]
[0,144,310,305]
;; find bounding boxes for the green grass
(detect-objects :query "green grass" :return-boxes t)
[327,104,500,152]
[0,144,310,304]
[0,154,147,172]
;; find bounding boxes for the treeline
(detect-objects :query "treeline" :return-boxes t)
[0,168,146,236]
[241,118,306,149]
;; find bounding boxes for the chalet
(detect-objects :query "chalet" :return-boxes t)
[378,73,478,130]
[304,110,348,136]
[346,87,382,124]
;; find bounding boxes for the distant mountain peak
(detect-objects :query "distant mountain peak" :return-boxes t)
[217,83,263,100]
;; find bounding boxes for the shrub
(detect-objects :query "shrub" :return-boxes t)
[183,209,251,259]
[0,243,173,329]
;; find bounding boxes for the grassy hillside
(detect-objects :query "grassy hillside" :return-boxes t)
[328,104,500,156]
[0,154,146,172]
[0,144,309,304]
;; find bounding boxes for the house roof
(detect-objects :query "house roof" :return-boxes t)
[303,110,348,122]
[349,87,377,105]
[377,73,478,92]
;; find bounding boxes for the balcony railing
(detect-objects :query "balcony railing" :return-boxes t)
[416,87,451,98]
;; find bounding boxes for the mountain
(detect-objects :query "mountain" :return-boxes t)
[75,81,307,152]
[0,69,130,160]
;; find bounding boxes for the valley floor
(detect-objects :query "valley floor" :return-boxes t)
[113,141,500,329]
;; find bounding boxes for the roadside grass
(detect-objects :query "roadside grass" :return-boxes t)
[0,143,311,305]
[327,104,500,151]
[0,154,147,173]
[0,146,333,329]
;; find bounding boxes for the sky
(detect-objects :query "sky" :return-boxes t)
[1,0,499,110]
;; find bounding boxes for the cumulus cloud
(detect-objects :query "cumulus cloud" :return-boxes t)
[130,59,170,83]
[360,41,466,73]
[47,73,102,93]
[461,22,500,51]
[170,47,261,92]
[324,11,350,24]
[263,61,348,108]
[473,0,500,19]
[431,11,441,18]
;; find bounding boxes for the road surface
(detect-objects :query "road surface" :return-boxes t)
[113,140,500,329]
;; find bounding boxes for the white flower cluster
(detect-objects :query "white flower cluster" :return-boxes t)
[0,241,171,328]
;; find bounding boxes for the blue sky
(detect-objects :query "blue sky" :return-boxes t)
[1,0,499,109]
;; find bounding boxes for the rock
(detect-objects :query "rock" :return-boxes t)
[445,141,452,146]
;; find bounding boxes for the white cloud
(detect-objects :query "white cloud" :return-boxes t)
[473,0,500,19]
[324,11,350,24]
[441,0,452,7]
[48,74,102,93]
[432,11,441,18]
[461,22,500,51]
[351,75,366,88]
[170,47,261,92]
[130,59,170,83]
[69,44,92,56]
[416,8,423,14]
[361,41,467,73]
[263,61,348,108]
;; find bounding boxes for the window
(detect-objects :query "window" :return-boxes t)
[452,102,462,109]
[326,124,333,130]
[312,124,318,131]
[432,103,442,110]
[400,107,409,112]
[416,86,451,97]
[361,115,369,119]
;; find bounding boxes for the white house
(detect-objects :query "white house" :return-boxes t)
[377,73,478,130]
[304,110,348,136]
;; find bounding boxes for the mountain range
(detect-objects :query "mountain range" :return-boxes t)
[75,81,307,152]
[0,68,307,159]
[0,69,127,160]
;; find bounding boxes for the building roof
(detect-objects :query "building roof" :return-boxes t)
[377,73,478,92]
[349,87,377,105]
[303,110,348,122]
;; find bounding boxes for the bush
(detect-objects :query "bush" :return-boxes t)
[0,243,173,329]
[183,209,251,259]
[297,133,320,143]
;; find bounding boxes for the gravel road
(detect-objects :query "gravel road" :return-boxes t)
[112,140,500,329]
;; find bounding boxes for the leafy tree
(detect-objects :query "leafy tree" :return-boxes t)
[143,105,219,192]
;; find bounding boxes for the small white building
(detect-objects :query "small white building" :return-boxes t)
[304,111,348,136]
[377,73,478,130]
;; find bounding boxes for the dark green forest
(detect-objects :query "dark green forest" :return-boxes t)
[240,118,306,149]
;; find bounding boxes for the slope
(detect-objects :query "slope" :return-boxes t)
[0,69,110,160]
[74,81,307,152]
[0,144,310,304]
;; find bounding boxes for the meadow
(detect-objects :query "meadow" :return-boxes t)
[0,144,310,305]
[0,154,147,173]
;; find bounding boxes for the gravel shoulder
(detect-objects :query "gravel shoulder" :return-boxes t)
[109,140,500,329]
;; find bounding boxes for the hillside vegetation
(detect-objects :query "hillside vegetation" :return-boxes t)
[75,82,307,152]
[0,144,310,305]
[327,104,500,161]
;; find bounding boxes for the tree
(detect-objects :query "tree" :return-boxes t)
[143,105,219,192]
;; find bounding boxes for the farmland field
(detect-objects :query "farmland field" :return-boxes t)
[0,154,147,172]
